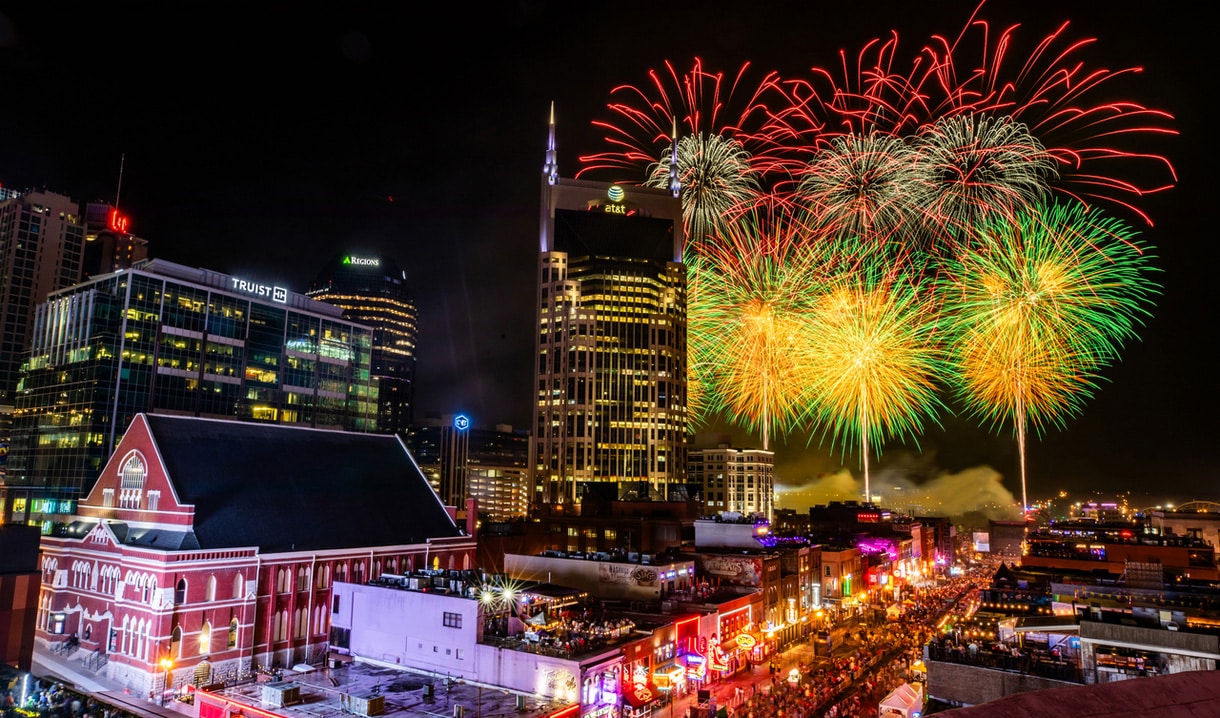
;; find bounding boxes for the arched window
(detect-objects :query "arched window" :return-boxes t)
[118,450,147,508]
[233,574,244,599]
[296,567,308,592]
[171,624,182,658]
[199,621,212,655]
[206,575,217,602]
[175,578,187,605]
[276,568,286,593]
[228,618,239,649]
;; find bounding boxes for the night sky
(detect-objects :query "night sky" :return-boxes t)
[0,1,1212,506]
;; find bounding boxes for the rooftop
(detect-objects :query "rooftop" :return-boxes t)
[203,662,571,718]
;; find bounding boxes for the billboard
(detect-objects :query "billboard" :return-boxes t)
[699,555,763,587]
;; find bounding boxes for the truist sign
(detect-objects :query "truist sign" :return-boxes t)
[231,277,288,304]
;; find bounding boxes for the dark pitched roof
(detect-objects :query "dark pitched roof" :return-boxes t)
[142,414,462,552]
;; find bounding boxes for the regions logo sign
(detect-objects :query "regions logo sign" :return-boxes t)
[343,255,380,267]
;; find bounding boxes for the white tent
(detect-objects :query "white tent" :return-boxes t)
[878,682,923,718]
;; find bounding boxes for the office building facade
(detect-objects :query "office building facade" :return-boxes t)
[687,445,775,520]
[533,112,688,509]
[307,253,418,432]
[3,259,377,527]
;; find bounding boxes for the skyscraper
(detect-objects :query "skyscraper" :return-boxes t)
[3,258,377,527]
[532,107,688,510]
[0,189,85,448]
[307,253,418,433]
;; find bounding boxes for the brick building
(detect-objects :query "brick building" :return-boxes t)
[34,414,475,696]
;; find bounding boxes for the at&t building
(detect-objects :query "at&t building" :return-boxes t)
[533,109,688,510]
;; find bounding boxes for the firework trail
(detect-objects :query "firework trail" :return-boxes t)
[937,199,1160,511]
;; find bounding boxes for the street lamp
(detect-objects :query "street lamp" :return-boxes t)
[160,657,174,706]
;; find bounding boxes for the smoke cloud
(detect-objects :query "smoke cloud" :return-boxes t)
[773,447,1022,522]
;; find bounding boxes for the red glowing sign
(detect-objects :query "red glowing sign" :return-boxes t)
[108,208,130,233]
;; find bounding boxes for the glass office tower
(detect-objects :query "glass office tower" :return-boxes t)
[307,253,418,433]
[4,258,376,528]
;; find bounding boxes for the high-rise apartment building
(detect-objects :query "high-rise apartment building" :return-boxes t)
[532,110,688,510]
[0,189,86,448]
[307,253,418,433]
[687,444,775,519]
[3,258,377,527]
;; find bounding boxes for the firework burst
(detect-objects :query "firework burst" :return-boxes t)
[802,266,947,503]
[578,58,798,245]
[645,132,762,248]
[793,131,930,261]
[937,199,1160,510]
[911,113,1059,245]
[915,16,1178,223]
[687,201,825,447]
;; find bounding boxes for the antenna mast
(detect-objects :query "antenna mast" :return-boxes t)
[115,154,125,208]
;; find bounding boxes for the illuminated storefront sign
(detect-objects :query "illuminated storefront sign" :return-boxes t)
[343,255,380,267]
[230,277,288,304]
[735,634,756,650]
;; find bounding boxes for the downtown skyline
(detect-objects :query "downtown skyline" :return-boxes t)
[0,1,1211,505]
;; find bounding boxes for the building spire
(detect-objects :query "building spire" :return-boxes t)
[668,117,681,198]
[544,101,559,186]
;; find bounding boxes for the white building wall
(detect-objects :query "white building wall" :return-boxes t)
[331,582,480,677]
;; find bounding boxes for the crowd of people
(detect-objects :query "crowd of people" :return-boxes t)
[2,679,123,718]
[704,566,993,718]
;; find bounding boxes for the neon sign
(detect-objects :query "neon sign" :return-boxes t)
[735,634,756,649]
[607,185,625,202]
[230,277,288,304]
[603,203,627,214]
[454,414,470,431]
[343,255,380,267]
[108,208,130,233]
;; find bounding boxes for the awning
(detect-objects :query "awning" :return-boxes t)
[623,681,660,708]
[652,662,684,687]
